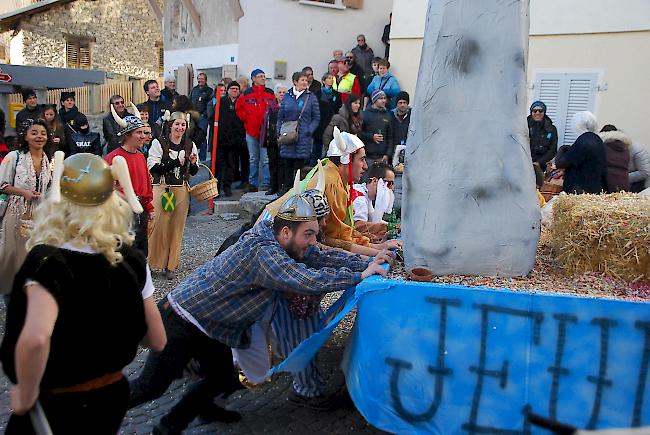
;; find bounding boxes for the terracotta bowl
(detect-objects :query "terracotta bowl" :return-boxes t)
[409,266,433,282]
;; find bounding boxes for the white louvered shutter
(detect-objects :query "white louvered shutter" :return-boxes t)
[533,72,598,146]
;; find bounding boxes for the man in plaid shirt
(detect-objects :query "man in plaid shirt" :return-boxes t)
[129,193,391,434]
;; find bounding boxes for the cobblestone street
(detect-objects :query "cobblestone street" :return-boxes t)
[0,210,387,434]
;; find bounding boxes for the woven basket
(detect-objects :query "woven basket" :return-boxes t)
[19,204,33,239]
[189,163,219,201]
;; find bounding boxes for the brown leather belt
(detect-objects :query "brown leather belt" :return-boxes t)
[46,371,124,395]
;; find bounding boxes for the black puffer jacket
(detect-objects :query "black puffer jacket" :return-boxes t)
[359,106,394,159]
[214,95,245,149]
[528,114,558,169]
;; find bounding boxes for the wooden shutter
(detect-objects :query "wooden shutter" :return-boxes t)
[66,38,92,69]
[533,72,598,146]
[79,42,91,69]
[157,44,164,73]
[344,0,363,8]
[562,78,593,145]
[537,78,561,126]
[66,40,79,68]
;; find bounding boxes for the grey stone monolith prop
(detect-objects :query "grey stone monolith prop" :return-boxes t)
[402,0,540,276]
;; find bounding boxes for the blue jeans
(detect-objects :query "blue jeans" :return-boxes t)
[246,134,270,187]
[198,116,209,161]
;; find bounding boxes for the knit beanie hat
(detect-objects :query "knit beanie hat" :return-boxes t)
[250,68,265,79]
[60,91,76,102]
[395,91,410,104]
[21,88,37,102]
[227,80,241,90]
[371,89,386,104]
[530,100,546,113]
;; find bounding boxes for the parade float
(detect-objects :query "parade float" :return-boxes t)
[272,0,650,433]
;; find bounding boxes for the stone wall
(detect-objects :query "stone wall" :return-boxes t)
[19,0,163,79]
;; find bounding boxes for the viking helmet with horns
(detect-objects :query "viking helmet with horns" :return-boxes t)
[50,151,143,213]
[301,161,330,218]
[276,170,319,222]
[111,102,145,137]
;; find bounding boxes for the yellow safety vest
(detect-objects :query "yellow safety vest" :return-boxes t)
[333,73,356,94]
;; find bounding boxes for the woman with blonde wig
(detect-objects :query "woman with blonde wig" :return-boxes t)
[147,111,199,280]
[0,152,166,434]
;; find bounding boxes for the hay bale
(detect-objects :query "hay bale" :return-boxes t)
[550,193,650,281]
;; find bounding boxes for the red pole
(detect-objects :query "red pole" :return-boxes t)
[208,85,222,214]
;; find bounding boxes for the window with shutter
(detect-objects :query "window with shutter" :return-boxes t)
[66,38,92,69]
[533,72,598,146]
[157,44,164,73]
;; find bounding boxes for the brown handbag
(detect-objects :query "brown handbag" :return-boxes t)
[278,94,310,146]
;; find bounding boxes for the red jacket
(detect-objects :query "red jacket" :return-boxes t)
[235,85,276,139]
[104,147,154,214]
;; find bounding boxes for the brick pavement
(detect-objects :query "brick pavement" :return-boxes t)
[0,211,388,434]
[0,298,385,434]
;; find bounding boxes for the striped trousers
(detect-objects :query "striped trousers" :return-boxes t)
[271,298,326,398]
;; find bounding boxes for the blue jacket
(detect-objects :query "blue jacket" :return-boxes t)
[366,72,401,110]
[277,88,320,160]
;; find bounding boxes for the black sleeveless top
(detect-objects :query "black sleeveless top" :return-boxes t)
[0,244,147,388]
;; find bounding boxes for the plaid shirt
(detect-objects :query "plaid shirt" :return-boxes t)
[170,220,368,348]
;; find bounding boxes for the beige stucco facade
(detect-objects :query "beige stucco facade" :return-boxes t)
[390,0,650,147]
[529,31,650,148]
[164,0,393,88]
[6,0,163,78]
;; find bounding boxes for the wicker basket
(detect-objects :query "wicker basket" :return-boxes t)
[19,204,33,239]
[189,163,219,201]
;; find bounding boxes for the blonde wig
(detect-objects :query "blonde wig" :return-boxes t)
[27,192,135,265]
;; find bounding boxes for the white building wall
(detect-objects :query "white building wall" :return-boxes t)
[390,0,650,146]
[530,0,650,35]
[236,0,392,87]
[9,29,23,65]
[165,43,239,74]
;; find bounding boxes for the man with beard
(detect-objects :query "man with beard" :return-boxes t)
[128,193,388,434]
[262,128,401,256]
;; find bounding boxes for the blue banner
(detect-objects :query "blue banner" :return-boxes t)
[344,279,650,434]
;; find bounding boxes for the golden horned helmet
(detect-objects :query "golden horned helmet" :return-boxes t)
[276,170,318,222]
[161,110,191,125]
[301,162,329,218]
[50,151,143,213]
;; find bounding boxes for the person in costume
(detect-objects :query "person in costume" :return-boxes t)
[147,111,199,280]
[261,127,401,256]
[0,119,54,295]
[233,167,396,409]
[105,102,155,256]
[352,160,396,242]
[0,152,166,434]
[128,192,389,434]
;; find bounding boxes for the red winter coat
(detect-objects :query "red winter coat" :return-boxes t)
[235,85,275,139]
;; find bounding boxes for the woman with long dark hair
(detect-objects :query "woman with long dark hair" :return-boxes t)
[322,93,363,147]
[0,119,54,294]
[147,112,199,280]
[41,104,66,155]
